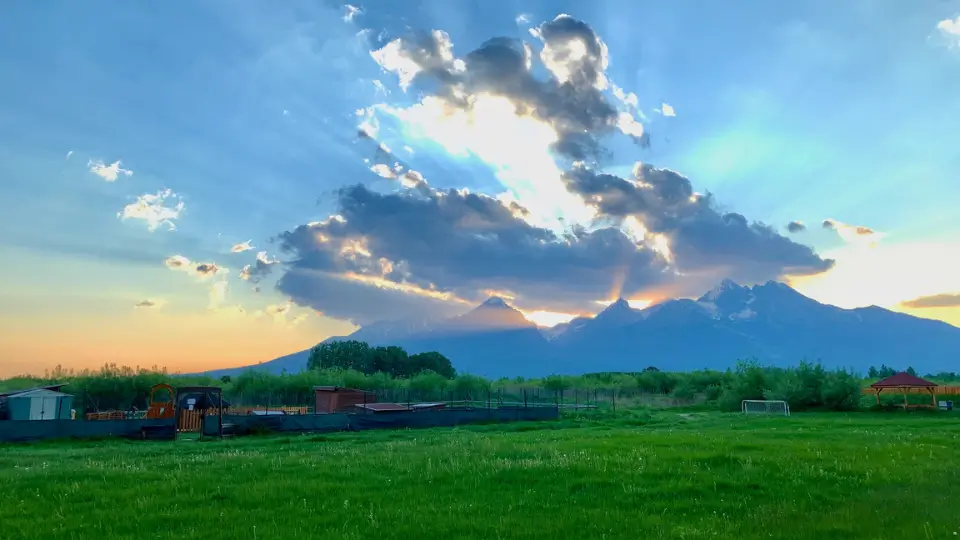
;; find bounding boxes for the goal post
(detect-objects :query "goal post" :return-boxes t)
[741,399,790,416]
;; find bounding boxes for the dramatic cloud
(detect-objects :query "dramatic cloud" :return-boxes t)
[88,159,133,182]
[276,177,831,323]
[194,263,221,278]
[901,293,960,309]
[786,221,806,233]
[165,255,227,280]
[118,189,183,231]
[239,251,280,283]
[275,15,834,325]
[231,240,254,253]
[937,16,960,46]
[368,14,652,228]
[164,255,191,270]
[561,163,832,279]
[164,254,232,311]
[822,218,882,245]
[343,4,361,22]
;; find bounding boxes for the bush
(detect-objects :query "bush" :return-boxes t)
[819,370,862,411]
[718,360,768,411]
[670,382,697,401]
[715,360,861,412]
[703,384,723,402]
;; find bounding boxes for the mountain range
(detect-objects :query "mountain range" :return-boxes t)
[200,280,960,378]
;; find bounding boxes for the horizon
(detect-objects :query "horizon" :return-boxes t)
[5,278,957,379]
[2,2,960,376]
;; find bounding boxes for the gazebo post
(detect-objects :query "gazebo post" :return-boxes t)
[930,388,936,408]
[874,388,881,405]
[901,388,908,409]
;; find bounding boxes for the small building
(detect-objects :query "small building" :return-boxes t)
[314,386,376,413]
[0,385,74,421]
[869,372,939,408]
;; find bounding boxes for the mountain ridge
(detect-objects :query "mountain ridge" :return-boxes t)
[197,281,960,378]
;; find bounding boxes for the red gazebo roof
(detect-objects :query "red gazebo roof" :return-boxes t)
[870,372,937,388]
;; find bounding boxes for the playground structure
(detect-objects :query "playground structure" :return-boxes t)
[146,384,176,419]
[86,384,226,436]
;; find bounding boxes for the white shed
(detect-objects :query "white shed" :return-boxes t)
[2,388,74,421]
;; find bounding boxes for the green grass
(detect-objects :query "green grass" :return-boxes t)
[2,410,959,539]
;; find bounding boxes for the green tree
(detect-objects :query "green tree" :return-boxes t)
[408,352,456,379]
[308,341,372,372]
[369,346,409,376]
[906,366,917,376]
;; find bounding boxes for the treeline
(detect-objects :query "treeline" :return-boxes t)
[1,359,870,414]
[867,364,959,382]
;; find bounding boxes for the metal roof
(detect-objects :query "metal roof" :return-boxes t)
[355,403,410,412]
[314,386,373,393]
[0,384,69,398]
[409,402,446,410]
[8,388,71,398]
[870,372,938,388]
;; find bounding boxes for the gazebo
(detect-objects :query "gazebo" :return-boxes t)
[869,372,938,409]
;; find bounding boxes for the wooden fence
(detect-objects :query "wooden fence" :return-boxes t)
[176,406,311,432]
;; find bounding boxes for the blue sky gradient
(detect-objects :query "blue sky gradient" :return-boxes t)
[1,0,958,375]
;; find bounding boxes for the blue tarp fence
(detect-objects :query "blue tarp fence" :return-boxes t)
[0,418,177,443]
[0,407,559,443]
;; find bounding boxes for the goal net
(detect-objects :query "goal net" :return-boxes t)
[741,400,790,416]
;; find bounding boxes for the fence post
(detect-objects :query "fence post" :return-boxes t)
[523,388,527,408]
[487,389,491,410]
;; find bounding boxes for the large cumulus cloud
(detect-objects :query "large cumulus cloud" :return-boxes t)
[563,163,833,283]
[370,14,638,163]
[277,183,670,324]
[274,14,834,324]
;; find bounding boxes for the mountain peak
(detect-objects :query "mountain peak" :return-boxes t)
[610,297,630,308]
[481,296,510,308]
[698,278,747,303]
[594,297,643,327]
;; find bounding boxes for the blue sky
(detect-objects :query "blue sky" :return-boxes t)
[1,0,959,375]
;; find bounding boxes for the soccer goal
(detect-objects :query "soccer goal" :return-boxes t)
[741,400,790,416]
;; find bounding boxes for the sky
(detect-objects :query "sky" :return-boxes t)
[1,0,959,377]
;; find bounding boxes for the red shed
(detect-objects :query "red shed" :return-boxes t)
[313,386,376,413]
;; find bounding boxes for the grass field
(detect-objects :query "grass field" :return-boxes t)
[2,410,959,539]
